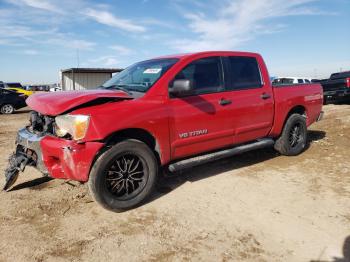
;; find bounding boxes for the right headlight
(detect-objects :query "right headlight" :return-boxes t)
[55,114,90,140]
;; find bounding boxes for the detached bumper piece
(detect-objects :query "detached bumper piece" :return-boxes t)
[3,151,34,191]
[3,128,46,191]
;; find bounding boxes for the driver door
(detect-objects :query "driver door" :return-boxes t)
[168,56,235,160]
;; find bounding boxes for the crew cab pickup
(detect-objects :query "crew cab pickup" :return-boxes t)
[320,71,350,104]
[4,51,323,211]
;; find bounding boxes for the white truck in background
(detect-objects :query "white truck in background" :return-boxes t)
[272,77,315,85]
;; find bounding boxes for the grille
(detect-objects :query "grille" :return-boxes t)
[28,111,55,135]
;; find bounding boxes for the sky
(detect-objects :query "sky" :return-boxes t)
[0,0,349,84]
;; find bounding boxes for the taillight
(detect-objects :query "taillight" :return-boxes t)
[346,78,350,88]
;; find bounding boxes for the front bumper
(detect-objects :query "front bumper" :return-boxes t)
[16,128,104,182]
[16,128,48,174]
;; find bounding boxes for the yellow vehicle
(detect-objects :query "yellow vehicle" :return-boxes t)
[4,87,34,97]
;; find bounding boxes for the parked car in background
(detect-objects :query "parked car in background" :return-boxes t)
[320,71,350,104]
[311,79,322,83]
[28,85,50,92]
[5,82,24,89]
[0,89,27,114]
[272,77,313,85]
[5,87,34,97]
[49,86,62,92]
[4,82,34,97]
[4,51,323,211]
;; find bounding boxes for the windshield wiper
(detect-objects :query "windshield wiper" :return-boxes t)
[104,84,133,95]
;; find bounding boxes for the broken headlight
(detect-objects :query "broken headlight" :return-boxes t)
[55,114,90,140]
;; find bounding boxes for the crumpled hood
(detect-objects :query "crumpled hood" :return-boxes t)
[26,89,132,116]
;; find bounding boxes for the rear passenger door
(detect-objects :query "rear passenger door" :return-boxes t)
[223,56,274,144]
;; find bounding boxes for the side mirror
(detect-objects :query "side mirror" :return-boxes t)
[169,79,193,96]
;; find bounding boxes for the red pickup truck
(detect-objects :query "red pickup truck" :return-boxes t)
[4,51,323,211]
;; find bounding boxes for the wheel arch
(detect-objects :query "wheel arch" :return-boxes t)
[102,128,162,165]
[281,105,307,131]
[286,105,307,119]
[270,105,307,137]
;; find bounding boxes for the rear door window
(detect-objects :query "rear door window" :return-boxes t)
[298,79,304,83]
[226,56,262,90]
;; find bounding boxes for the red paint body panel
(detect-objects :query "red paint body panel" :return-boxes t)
[269,84,323,136]
[26,89,131,116]
[25,51,323,181]
[40,136,104,181]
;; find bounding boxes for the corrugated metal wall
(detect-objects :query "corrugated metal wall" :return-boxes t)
[62,73,112,91]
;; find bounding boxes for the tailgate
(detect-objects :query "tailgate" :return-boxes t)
[321,79,347,91]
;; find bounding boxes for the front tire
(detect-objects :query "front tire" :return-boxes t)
[1,104,15,114]
[274,114,307,156]
[88,139,158,212]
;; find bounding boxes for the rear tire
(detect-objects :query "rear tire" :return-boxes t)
[1,104,14,114]
[88,139,158,212]
[274,114,307,156]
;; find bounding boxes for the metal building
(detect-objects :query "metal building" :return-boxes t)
[61,68,122,91]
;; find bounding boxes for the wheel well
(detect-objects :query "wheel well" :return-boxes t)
[282,105,306,130]
[104,128,161,163]
[286,105,306,119]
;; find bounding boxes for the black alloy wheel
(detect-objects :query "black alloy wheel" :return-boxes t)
[88,139,158,212]
[105,154,148,201]
[274,113,307,156]
[289,123,303,148]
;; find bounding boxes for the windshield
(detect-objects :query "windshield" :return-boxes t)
[102,58,179,93]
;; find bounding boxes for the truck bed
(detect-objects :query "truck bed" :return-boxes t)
[269,83,323,136]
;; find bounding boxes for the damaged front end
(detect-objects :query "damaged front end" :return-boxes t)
[3,112,51,190]
[4,110,105,190]
[3,90,132,190]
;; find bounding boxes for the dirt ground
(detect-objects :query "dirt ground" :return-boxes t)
[0,105,349,262]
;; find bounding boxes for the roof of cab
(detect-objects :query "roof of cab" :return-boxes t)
[153,51,260,60]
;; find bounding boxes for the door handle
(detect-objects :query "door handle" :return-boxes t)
[261,93,271,100]
[219,98,232,106]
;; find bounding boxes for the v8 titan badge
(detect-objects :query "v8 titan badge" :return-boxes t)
[179,129,208,139]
